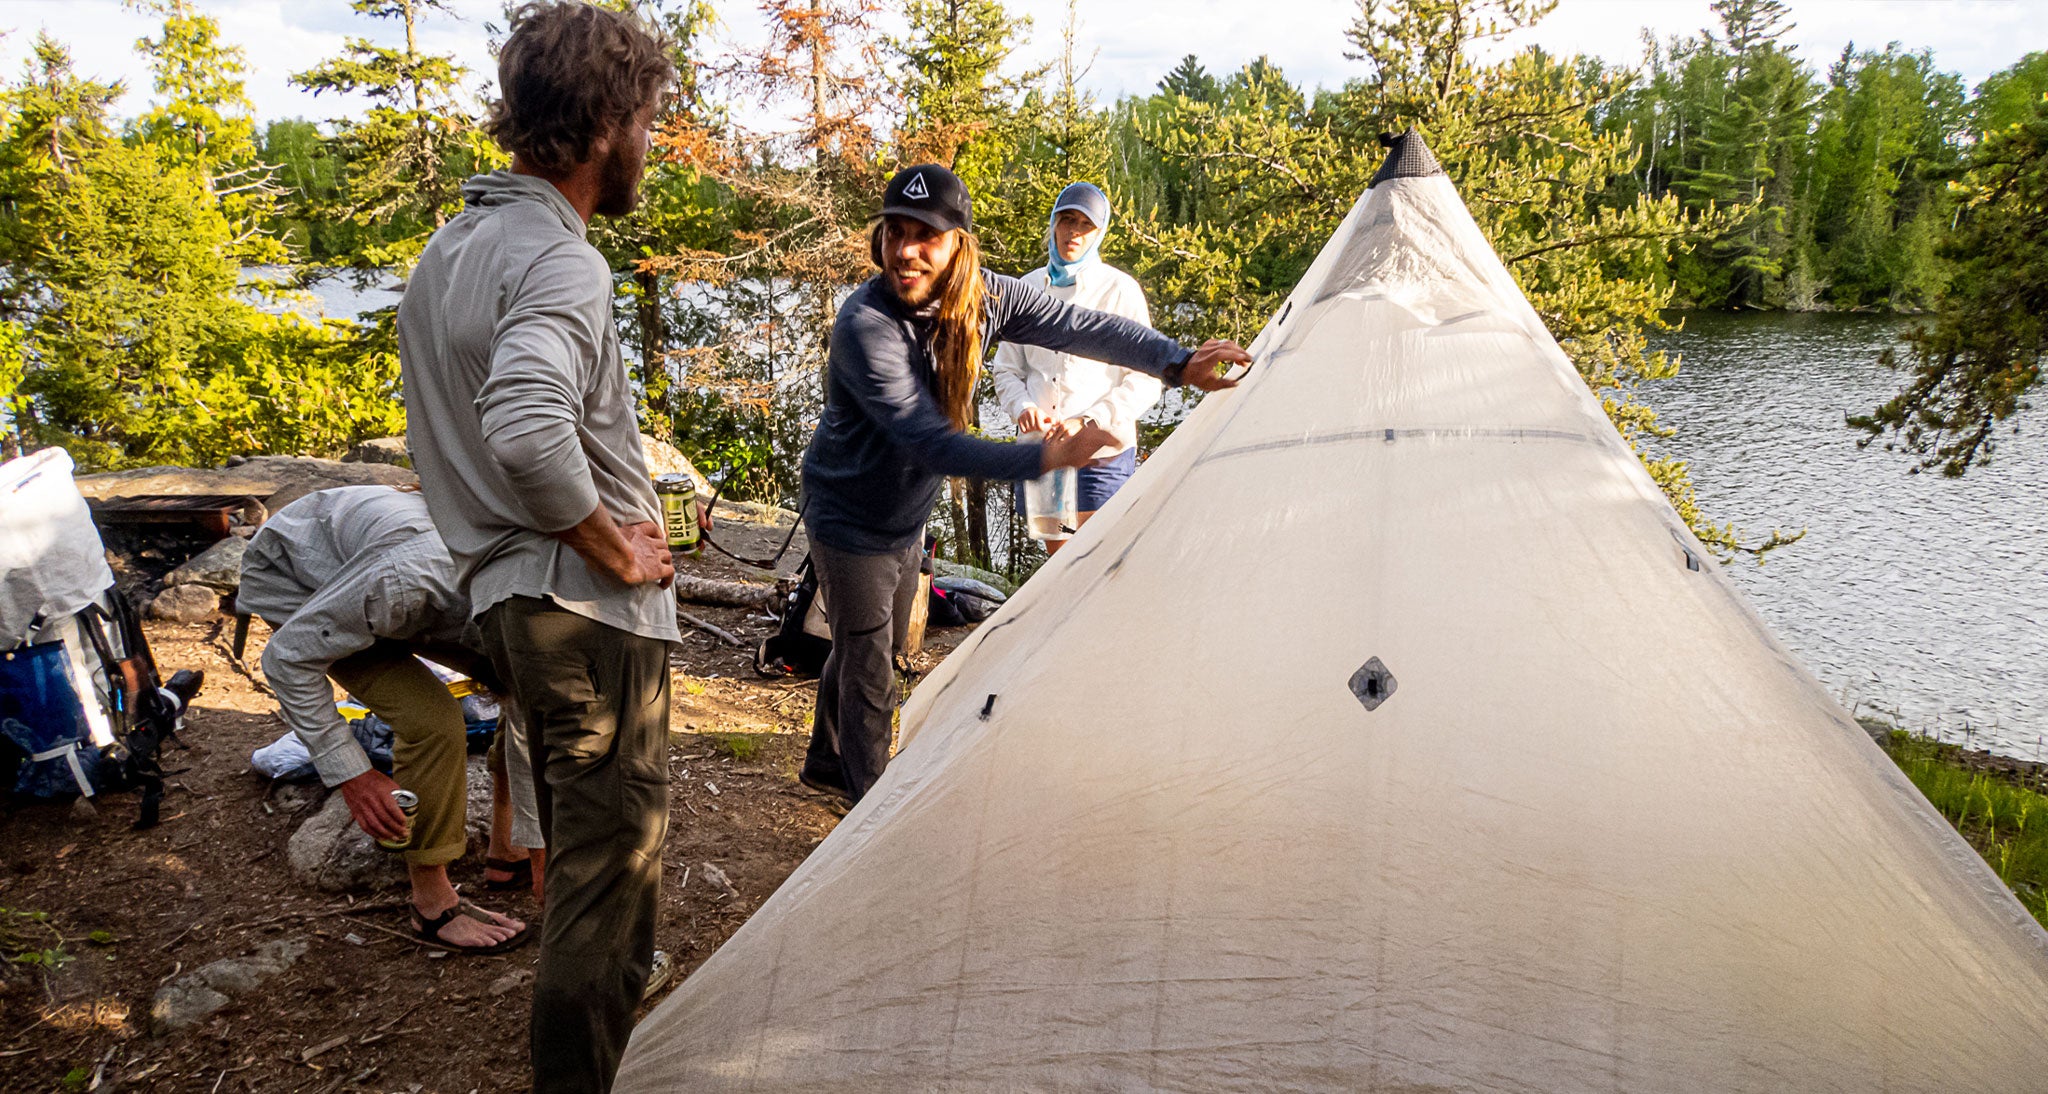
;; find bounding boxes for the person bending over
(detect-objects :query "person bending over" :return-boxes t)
[240,486,540,953]
[993,181,1162,553]
[798,163,1250,806]
[397,5,680,1092]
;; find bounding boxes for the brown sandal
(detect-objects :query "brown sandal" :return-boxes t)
[412,899,532,955]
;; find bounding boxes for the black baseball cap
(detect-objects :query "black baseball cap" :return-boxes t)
[877,164,973,234]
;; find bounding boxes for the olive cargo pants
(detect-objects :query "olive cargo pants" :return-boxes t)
[329,641,468,866]
[480,597,672,1094]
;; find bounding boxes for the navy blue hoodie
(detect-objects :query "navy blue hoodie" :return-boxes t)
[801,271,1189,554]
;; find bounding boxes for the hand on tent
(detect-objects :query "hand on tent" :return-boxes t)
[1181,339,1252,390]
[339,769,409,842]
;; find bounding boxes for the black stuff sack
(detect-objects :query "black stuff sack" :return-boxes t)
[756,555,832,678]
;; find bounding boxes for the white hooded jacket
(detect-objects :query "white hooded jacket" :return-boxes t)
[992,262,1163,459]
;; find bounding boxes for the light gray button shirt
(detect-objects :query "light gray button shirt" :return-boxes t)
[238,487,473,787]
[397,170,680,645]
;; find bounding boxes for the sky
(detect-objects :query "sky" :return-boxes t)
[0,0,2040,126]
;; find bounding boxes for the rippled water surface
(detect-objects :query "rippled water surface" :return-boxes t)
[1647,313,2045,760]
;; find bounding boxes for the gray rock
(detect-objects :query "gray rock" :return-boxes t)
[286,757,493,891]
[463,756,492,850]
[163,536,248,593]
[640,434,708,493]
[343,436,411,467]
[75,455,416,515]
[147,584,222,623]
[287,793,406,893]
[151,937,307,1034]
[150,981,230,1034]
[271,782,325,814]
[933,559,1018,596]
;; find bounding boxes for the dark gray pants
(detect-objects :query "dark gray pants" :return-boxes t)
[803,538,922,801]
[480,596,672,1094]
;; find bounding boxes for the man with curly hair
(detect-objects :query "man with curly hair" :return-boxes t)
[396,4,678,1091]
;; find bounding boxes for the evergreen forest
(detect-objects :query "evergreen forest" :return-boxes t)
[0,0,2041,569]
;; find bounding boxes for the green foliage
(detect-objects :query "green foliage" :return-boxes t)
[893,0,1043,270]
[1970,51,2048,135]
[706,732,765,762]
[0,30,403,468]
[290,0,503,274]
[1803,44,1966,310]
[1881,730,2048,928]
[1851,81,2046,475]
[1,908,71,972]
[127,0,286,264]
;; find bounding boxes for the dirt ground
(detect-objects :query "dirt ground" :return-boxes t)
[0,542,967,1094]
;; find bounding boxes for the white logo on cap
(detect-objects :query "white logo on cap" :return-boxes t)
[902,171,930,200]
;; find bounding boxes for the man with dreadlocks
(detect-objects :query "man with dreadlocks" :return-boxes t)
[798,164,1250,805]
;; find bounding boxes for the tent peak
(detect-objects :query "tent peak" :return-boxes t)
[1370,126,1444,186]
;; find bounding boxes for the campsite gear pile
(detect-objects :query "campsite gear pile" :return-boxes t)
[612,131,2048,1091]
[756,541,997,678]
[1,449,205,827]
[249,664,504,782]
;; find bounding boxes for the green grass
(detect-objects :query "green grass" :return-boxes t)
[705,733,765,763]
[1,908,70,972]
[1878,730,2048,929]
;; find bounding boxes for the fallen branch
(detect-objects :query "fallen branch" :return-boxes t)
[678,610,744,648]
[672,575,776,610]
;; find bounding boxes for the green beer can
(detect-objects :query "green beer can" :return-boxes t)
[654,473,701,554]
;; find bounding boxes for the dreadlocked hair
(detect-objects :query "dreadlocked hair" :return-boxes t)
[930,230,988,432]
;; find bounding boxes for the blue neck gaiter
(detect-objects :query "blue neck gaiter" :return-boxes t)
[1046,183,1112,288]
[1047,228,1100,288]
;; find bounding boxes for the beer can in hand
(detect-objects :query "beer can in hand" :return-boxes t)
[654,473,701,554]
[377,789,420,852]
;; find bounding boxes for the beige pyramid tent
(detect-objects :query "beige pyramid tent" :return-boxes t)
[615,133,2048,1092]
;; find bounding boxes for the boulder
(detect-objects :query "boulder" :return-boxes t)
[286,757,494,892]
[162,535,247,593]
[147,584,222,623]
[76,455,416,515]
[150,937,307,1034]
[287,793,406,893]
[640,434,709,493]
[343,436,411,468]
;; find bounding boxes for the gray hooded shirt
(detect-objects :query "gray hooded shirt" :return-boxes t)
[397,171,679,644]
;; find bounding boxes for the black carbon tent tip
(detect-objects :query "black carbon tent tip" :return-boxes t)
[1370,127,1444,186]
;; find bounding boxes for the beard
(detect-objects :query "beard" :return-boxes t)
[890,265,940,308]
[593,138,645,218]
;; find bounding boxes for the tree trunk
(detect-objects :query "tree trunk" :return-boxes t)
[966,480,990,567]
[636,268,669,431]
[947,478,970,560]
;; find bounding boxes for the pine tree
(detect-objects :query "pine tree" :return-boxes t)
[1851,76,2047,474]
[291,0,500,274]
[641,0,889,502]
[1665,0,1817,307]
[1158,55,1220,104]
[127,0,285,264]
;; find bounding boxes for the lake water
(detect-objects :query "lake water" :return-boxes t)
[1647,313,2046,761]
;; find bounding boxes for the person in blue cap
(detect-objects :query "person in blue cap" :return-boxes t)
[796,164,1251,805]
[992,182,1158,552]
